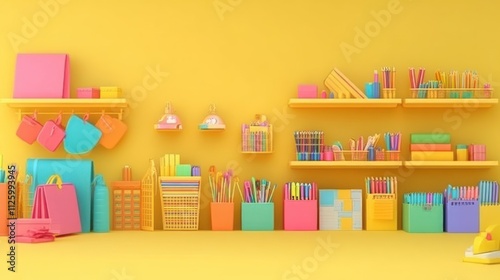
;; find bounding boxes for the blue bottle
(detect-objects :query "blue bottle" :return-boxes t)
[368,146,375,161]
[93,174,110,232]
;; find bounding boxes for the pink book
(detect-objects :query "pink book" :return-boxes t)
[13,54,70,98]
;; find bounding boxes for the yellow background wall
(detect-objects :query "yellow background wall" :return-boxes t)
[1,0,499,230]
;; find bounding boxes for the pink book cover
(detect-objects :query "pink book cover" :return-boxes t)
[13,54,70,98]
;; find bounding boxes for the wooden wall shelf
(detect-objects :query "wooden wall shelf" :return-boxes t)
[288,98,401,108]
[289,161,403,169]
[0,98,128,120]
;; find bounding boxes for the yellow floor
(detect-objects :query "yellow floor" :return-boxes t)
[0,231,498,280]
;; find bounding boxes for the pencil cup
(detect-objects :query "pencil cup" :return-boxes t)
[241,203,274,231]
[210,202,234,231]
[385,151,400,161]
[402,203,443,233]
[382,88,396,99]
[323,150,333,161]
[366,194,397,231]
[444,199,479,233]
[365,83,375,98]
[284,200,318,231]
[479,204,500,232]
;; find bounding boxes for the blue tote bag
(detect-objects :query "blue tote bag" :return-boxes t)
[64,114,102,154]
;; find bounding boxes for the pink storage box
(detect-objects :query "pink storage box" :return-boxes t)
[298,85,318,98]
[77,88,100,98]
[15,218,59,243]
[284,200,318,230]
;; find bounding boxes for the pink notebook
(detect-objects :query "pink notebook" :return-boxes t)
[13,54,70,98]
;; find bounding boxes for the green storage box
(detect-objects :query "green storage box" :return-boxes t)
[403,203,443,233]
[241,203,274,231]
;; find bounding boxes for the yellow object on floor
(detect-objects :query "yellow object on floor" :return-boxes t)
[464,224,500,264]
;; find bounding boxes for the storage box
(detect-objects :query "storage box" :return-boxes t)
[211,202,234,231]
[241,203,274,231]
[366,193,397,231]
[297,85,317,98]
[444,200,479,233]
[100,86,122,98]
[284,200,317,231]
[402,203,443,233]
[77,87,100,98]
[319,189,362,230]
[479,204,500,231]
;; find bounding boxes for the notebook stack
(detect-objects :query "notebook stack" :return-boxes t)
[410,133,453,161]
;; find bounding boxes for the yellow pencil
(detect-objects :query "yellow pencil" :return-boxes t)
[235,178,244,201]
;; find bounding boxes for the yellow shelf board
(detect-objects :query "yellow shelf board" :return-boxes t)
[402,98,498,108]
[0,98,128,109]
[289,161,403,168]
[288,98,402,108]
[404,161,498,168]
[241,151,273,154]
[155,128,182,131]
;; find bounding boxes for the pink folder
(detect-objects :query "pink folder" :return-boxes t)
[13,54,70,98]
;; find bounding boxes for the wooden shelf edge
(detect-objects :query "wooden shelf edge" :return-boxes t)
[241,151,273,154]
[288,98,402,108]
[0,98,128,108]
[404,161,498,168]
[402,98,498,108]
[289,161,403,168]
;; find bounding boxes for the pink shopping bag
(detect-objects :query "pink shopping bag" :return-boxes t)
[37,114,65,152]
[31,175,81,235]
[13,54,70,98]
[16,112,43,144]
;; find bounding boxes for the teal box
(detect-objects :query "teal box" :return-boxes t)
[241,203,274,231]
[403,203,443,233]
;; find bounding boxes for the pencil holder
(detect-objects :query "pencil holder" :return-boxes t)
[382,88,396,99]
[385,151,400,161]
[241,124,273,153]
[479,204,500,231]
[241,202,274,231]
[366,193,397,231]
[402,203,443,233]
[210,202,234,231]
[375,149,385,161]
[334,150,368,161]
[284,200,318,231]
[319,189,362,230]
[444,199,479,233]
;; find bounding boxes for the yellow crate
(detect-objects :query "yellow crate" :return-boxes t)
[480,205,500,231]
[366,194,397,231]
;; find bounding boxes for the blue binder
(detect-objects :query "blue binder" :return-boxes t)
[27,158,94,233]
